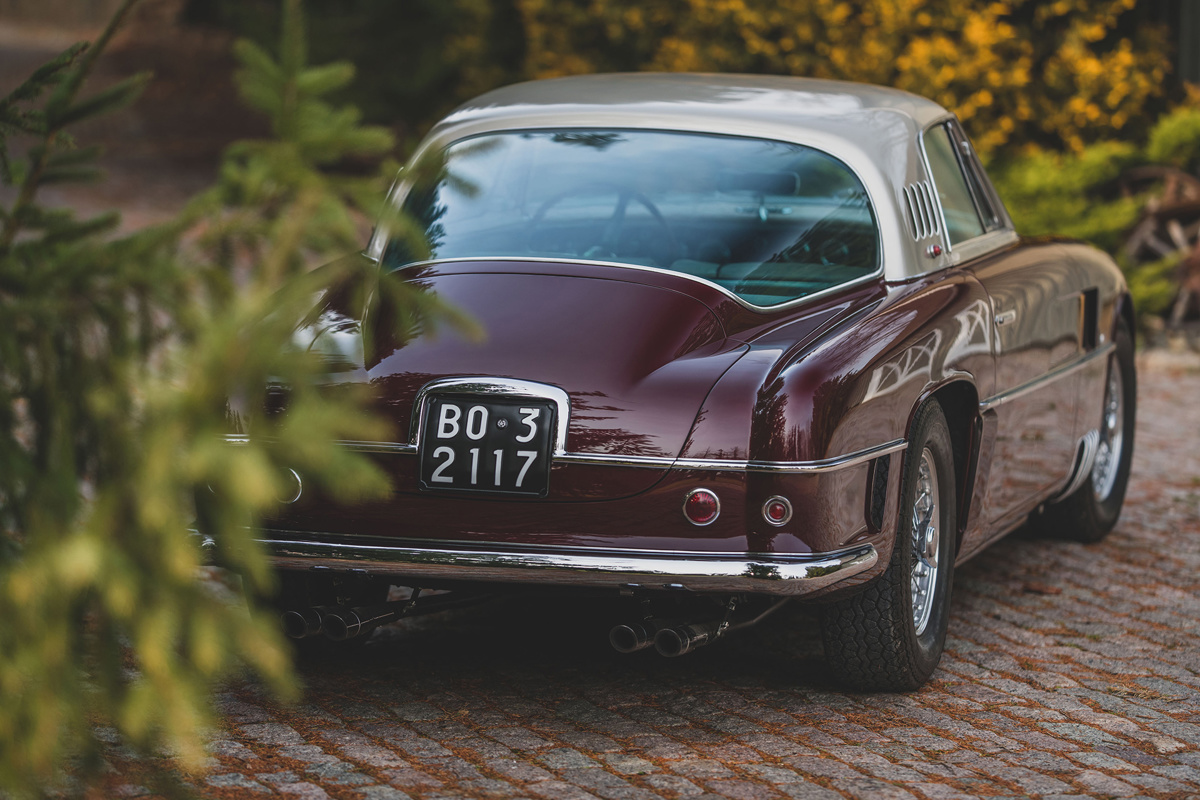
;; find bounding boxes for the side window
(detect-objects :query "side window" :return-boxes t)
[923,124,985,245]
[946,119,1005,232]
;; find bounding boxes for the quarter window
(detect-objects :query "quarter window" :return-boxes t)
[923,124,985,246]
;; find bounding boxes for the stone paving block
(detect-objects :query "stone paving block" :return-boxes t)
[777,726,845,748]
[992,766,1073,795]
[703,778,781,800]
[526,779,604,800]
[1071,769,1140,797]
[667,760,737,780]
[775,782,844,800]
[206,773,270,793]
[391,736,455,759]
[698,745,761,764]
[209,739,257,761]
[1038,722,1126,747]
[240,722,304,745]
[1151,720,1200,745]
[630,736,698,760]
[258,770,303,785]
[381,766,444,789]
[740,735,820,758]
[643,773,705,797]
[279,744,341,764]
[455,736,519,760]
[1151,763,1200,785]
[539,748,603,771]
[908,784,978,800]
[277,782,334,799]
[1007,731,1081,752]
[829,776,919,800]
[741,765,805,785]
[784,757,866,781]
[333,740,408,768]
[391,702,445,722]
[557,731,624,753]
[879,729,956,752]
[490,727,558,751]
[486,758,556,783]
[356,786,413,800]
[413,720,475,739]
[600,754,658,775]
[1068,751,1141,772]
[459,777,523,797]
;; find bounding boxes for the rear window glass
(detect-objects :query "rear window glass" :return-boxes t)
[389,130,880,307]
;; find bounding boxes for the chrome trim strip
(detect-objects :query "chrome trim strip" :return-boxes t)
[224,435,906,475]
[554,452,680,468]
[739,439,906,473]
[338,440,418,455]
[979,342,1115,413]
[223,434,906,475]
[409,377,571,455]
[263,537,880,597]
[391,255,884,316]
[524,440,908,472]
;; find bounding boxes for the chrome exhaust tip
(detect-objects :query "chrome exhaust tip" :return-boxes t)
[609,623,656,653]
[321,601,410,641]
[281,608,324,639]
[321,608,364,642]
[654,622,720,658]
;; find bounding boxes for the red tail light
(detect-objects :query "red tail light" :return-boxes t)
[763,496,792,526]
[683,488,720,526]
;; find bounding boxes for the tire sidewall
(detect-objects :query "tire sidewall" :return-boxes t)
[895,401,957,676]
[1090,323,1136,529]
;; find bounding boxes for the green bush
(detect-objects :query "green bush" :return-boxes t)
[0,1,465,794]
[991,101,1200,324]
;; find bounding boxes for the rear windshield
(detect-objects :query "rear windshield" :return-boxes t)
[390,130,880,307]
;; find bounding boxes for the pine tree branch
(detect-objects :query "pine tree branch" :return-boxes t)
[0,0,142,256]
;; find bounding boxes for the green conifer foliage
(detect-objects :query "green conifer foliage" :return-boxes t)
[0,1,466,793]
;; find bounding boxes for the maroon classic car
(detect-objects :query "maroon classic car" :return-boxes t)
[258,74,1135,690]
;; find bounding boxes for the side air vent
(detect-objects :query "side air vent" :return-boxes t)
[903,181,941,242]
[867,455,891,533]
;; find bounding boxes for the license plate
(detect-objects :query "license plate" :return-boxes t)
[418,395,557,496]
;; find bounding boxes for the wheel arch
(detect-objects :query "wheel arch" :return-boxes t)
[1115,290,1136,345]
[911,379,982,554]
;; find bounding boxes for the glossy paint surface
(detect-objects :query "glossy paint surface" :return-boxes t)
[267,76,1134,601]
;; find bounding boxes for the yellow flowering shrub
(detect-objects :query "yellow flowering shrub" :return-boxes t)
[514,0,1170,156]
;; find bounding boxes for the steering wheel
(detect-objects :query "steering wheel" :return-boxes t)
[526,183,679,263]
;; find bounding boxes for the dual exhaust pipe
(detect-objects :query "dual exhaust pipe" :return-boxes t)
[282,590,488,643]
[609,619,727,658]
[610,598,789,658]
[282,602,404,642]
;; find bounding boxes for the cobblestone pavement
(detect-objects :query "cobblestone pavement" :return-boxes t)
[183,358,1200,800]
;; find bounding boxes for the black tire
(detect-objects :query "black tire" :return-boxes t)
[1031,321,1136,543]
[819,400,956,691]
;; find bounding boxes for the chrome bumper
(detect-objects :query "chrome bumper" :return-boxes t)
[263,536,879,597]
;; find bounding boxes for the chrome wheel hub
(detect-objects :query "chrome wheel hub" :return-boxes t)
[1091,360,1124,502]
[910,448,940,636]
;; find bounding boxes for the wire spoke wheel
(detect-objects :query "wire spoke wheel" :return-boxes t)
[909,449,940,636]
[1091,359,1124,503]
[819,400,955,691]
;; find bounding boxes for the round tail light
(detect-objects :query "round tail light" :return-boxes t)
[762,496,792,526]
[683,488,720,526]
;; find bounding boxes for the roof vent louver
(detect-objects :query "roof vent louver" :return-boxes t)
[903,181,941,242]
